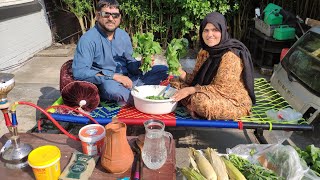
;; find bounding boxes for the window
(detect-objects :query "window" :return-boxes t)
[0,0,34,7]
[282,31,320,95]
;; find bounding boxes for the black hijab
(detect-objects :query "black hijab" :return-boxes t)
[191,12,256,104]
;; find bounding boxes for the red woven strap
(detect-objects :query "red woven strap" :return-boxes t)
[238,121,243,130]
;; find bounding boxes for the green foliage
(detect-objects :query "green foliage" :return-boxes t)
[165,38,189,75]
[63,0,89,17]
[174,0,234,47]
[62,0,95,34]
[229,154,282,180]
[57,0,238,45]
[178,0,212,36]
[132,33,162,73]
[119,0,233,48]
[295,145,320,175]
[120,0,151,34]
[54,0,319,45]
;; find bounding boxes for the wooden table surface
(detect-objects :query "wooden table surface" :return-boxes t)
[0,133,176,180]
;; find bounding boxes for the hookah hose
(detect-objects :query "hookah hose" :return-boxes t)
[11,101,99,141]
[38,104,99,131]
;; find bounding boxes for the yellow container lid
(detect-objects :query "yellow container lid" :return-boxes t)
[28,145,61,167]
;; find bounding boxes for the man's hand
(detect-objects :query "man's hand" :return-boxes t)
[113,74,133,88]
[172,87,196,101]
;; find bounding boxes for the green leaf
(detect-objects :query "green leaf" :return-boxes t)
[312,161,320,172]
[133,32,161,73]
[306,145,320,163]
[165,38,189,76]
[132,52,139,58]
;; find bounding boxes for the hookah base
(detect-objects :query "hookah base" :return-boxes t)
[4,161,29,169]
[1,142,33,169]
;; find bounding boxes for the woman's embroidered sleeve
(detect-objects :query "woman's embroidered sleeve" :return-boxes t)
[185,49,209,85]
[196,51,243,93]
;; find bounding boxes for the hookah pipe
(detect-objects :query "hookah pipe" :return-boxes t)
[0,73,99,169]
[0,73,33,169]
[11,102,99,141]
[2,108,21,146]
[0,73,15,132]
[1,101,100,169]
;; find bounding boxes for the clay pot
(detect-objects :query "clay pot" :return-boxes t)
[101,121,134,174]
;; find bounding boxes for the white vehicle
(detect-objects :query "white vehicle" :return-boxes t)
[270,26,320,124]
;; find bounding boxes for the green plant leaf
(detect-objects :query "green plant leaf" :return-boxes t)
[133,32,161,73]
[165,38,189,76]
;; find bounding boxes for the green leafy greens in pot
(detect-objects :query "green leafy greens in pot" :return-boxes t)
[145,96,169,100]
[132,33,162,73]
[165,38,189,76]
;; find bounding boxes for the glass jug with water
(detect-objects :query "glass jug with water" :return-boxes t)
[141,119,173,170]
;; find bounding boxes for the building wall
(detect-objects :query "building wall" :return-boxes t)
[0,0,52,72]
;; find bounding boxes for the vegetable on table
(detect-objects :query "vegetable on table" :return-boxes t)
[204,148,229,180]
[221,157,246,180]
[295,144,320,176]
[189,154,200,173]
[190,148,217,180]
[228,154,281,180]
[165,38,189,76]
[181,167,206,180]
[132,32,162,73]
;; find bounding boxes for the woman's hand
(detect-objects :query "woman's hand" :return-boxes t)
[172,87,196,101]
[113,74,133,88]
[178,67,187,82]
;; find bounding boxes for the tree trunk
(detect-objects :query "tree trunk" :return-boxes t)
[90,10,96,28]
[77,16,86,35]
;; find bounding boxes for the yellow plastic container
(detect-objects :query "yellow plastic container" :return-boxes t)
[28,145,61,180]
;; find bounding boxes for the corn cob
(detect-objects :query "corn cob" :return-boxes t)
[181,167,206,180]
[204,148,229,180]
[189,155,200,172]
[190,148,217,180]
[221,157,246,180]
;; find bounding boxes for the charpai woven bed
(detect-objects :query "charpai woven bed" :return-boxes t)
[49,78,313,131]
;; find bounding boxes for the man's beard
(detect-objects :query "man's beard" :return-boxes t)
[98,21,118,33]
